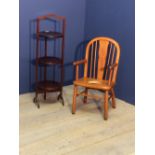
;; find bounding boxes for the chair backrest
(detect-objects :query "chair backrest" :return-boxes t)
[84,37,120,85]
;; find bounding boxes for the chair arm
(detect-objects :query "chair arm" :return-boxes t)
[73,59,87,66]
[101,63,118,71]
[108,63,118,85]
[109,63,118,70]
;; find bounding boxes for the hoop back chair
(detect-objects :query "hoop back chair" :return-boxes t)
[72,37,120,120]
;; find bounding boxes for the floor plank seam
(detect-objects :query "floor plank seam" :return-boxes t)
[62,128,134,155]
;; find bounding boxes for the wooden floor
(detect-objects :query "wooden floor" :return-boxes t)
[20,85,135,155]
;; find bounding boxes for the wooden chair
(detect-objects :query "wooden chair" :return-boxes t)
[72,37,120,120]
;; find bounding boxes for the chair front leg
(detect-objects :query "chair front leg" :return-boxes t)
[83,88,88,104]
[72,85,77,114]
[104,91,109,120]
[111,88,116,108]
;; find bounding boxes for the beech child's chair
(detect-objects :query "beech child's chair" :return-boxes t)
[72,37,120,120]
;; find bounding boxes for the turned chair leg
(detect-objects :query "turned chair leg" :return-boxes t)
[104,91,109,120]
[72,85,77,114]
[83,88,88,104]
[111,88,116,108]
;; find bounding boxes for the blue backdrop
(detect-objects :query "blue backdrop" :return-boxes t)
[19,0,135,104]
[84,0,135,104]
[19,0,86,93]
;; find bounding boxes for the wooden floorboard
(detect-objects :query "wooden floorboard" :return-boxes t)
[20,85,135,155]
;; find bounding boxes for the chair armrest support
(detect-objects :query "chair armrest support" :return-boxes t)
[73,59,87,80]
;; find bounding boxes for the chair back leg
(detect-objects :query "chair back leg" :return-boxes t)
[111,88,116,108]
[83,88,88,104]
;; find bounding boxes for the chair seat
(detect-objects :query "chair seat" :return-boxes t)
[74,77,114,90]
